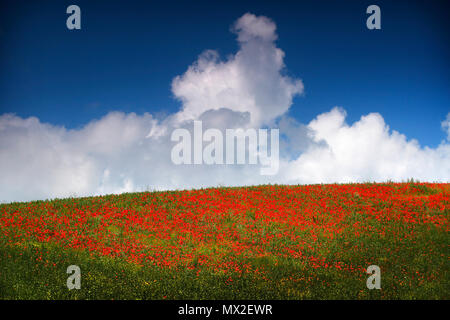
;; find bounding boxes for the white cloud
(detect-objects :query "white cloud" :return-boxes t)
[172,13,303,127]
[0,13,449,203]
[280,108,450,184]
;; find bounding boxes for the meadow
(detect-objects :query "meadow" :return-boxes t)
[0,182,448,299]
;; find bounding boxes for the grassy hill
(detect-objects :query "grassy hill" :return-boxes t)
[0,182,448,299]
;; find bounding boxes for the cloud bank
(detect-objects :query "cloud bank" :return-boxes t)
[0,13,449,202]
[280,108,450,184]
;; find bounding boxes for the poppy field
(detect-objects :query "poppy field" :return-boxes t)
[0,182,448,299]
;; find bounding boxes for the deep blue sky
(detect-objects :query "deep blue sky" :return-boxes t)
[0,0,448,147]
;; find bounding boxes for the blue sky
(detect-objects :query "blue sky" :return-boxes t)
[1,0,448,147]
[0,0,449,202]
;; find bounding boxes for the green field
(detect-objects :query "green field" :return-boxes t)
[0,183,448,299]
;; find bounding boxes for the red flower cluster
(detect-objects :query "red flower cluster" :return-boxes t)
[1,183,448,278]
